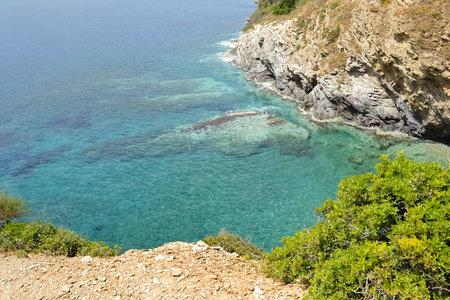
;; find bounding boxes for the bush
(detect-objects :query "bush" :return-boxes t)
[203,229,265,260]
[272,0,298,15]
[0,221,121,257]
[264,152,450,299]
[0,191,26,228]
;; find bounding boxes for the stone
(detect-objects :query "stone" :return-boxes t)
[192,241,209,251]
[80,256,93,263]
[254,286,265,296]
[348,156,363,165]
[379,141,392,150]
[172,268,183,277]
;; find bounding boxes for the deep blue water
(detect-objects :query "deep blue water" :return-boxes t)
[1,0,450,251]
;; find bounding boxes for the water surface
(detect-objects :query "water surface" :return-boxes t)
[1,0,449,251]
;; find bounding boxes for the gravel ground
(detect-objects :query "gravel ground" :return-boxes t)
[0,241,306,299]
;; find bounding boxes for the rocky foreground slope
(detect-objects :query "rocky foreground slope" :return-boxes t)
[0,241,305,299]
[231,0,450,144]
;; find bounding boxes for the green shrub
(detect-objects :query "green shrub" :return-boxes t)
[319,8,326,21]
[15,249,29,258]
[327,25,340,43]
[272,0,314,15]
[203,229,265,260]
[272,0,297,15]
[0,191,27,228]
[264,152,450,299]
[0,221,121,257]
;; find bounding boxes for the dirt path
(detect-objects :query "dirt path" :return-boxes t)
[0,241,306,299]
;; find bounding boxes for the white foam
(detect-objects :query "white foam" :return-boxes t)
[218,40,238,48]
[257,82,275,91]
[218,52,233,62]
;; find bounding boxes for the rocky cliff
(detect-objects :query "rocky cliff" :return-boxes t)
[230,0,450,144]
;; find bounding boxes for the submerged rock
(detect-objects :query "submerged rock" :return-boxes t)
[13,146,71,177]
[82,112,311,161]
[348,156,363,165]
[378,141,393,150]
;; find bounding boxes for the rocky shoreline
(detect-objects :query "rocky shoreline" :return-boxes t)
[228,0,450,145]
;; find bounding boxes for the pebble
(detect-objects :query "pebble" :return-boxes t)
[80,256,93,263]
[254,286,265,295]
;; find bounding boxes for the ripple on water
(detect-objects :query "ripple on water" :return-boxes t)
[1,0,450,252]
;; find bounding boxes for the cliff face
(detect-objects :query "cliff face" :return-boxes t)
[232,0,450,144]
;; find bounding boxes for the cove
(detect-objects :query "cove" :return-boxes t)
[1,0,449,251]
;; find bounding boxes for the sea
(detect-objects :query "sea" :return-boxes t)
[1,0,449,251]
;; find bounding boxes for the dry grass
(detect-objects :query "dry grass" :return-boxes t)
[392,0,450,58]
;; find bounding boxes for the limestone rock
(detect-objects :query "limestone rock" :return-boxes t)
[171,268,183,277]
[192,241,209,251]
[80,256,93,263]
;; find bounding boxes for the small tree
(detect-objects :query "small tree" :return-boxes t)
[0,191,27,229]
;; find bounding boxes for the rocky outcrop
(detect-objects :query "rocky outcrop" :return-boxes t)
[231,0,450,144]
[0,241,306,299]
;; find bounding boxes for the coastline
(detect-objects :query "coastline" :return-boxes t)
[224,41,425,145]
[227,1,450,145]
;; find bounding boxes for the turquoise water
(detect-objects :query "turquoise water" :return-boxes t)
[1,0,450,251]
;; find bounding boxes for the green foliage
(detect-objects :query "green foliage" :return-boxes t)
[325,25,341,44]
[272,0,314,15]
[264,153,450,299]
[297,18,311,29]
[330,2,340,10]
[319,8,326,21]
[203,229,265,260]
[272,0,297,15]
[0,191,27,228]
[15,249,29,258]
[0,221,121,257]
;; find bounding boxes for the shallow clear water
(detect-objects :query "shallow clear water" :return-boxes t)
[1,0,450,251]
